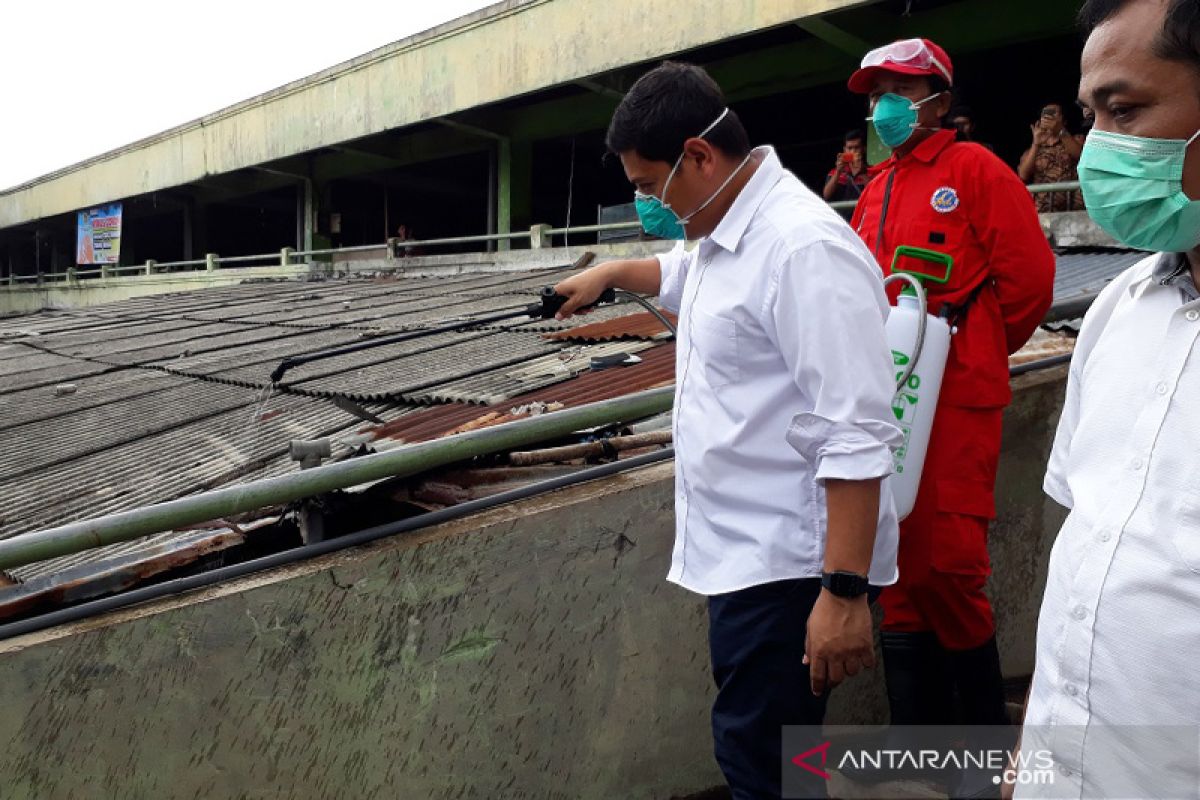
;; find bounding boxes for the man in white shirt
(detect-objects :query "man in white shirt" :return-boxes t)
[554,62,902,799]
[1012,1,1200,797]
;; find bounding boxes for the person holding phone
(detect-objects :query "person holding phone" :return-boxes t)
[1017,103,1086,212]
[822,128,873,203]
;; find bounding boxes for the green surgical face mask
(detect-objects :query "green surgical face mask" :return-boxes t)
[1078,128,1200,253]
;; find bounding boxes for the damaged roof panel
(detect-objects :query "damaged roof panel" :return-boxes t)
[0,527,247,619]
[362,342,676,444]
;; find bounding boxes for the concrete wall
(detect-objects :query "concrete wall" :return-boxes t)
[0,0,863,230]
[0,366,1067,799]
[1039,210,1120,248]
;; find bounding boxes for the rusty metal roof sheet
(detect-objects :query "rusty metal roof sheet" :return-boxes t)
[544,310,677,342]
[362,342,676,445]
[0,528,247,618]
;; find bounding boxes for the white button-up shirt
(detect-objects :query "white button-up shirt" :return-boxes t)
[1020,254,1200,799]
[657,147,902,595]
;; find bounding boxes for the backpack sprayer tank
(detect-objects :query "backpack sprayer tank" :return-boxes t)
[882,246,954,521]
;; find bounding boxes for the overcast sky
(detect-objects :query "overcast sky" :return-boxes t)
[0,0,497,191]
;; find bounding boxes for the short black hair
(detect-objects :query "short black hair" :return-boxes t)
[1080,0,1200,71]
[606,61,752,163]
[844,128,866,142]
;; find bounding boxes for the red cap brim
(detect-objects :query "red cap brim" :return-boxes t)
[847,64,945,94]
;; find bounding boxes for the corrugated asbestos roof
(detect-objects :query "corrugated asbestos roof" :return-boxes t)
[1052,248,1147,313]
[0,244,1131,598]
[0,263,674,559]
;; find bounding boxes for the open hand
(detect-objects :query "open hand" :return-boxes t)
[1031,122,1056,147]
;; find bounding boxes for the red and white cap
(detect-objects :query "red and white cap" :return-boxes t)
[848,38,954,94]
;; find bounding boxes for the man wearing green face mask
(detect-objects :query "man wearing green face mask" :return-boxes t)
[846,37,1056,790]
[555,61,904,799]
[1008,2,1200,797]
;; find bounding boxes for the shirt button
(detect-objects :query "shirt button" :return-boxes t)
[1156,381,1170,395]
[1131,457,1144,471]
[1059,765,1073,778]
[1187,309,1199,322]
[1073,605,1089,621]
[1065,683,1078,696]
[1097,528,1112,543]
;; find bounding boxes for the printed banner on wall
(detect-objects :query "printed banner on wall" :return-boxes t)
[76,203,123,264]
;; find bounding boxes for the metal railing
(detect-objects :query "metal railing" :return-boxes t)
[0,181,1083,287]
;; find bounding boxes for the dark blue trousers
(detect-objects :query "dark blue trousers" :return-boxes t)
[708,578,830,800]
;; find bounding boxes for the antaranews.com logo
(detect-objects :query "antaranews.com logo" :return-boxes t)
[782,724,1200,799]
[788,736,1054,788]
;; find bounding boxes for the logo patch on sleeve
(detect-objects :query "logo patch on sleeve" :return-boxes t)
[930,186,959,214]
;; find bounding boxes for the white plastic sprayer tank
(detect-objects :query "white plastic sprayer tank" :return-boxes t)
[882,247,954,520]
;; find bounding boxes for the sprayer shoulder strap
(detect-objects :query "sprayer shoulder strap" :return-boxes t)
[939,278,990,326]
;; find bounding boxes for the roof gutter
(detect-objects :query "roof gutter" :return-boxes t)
[0,386,674,572]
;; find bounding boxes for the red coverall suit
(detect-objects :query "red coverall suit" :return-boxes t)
[851,129,1055,650]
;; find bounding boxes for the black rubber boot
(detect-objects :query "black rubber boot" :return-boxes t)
[947,636,1015,799]
[947,635,1010,726]
[883,630,957,725]
[835,632,957,786]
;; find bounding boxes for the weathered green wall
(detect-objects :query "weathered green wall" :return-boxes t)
[0,367,1068,799]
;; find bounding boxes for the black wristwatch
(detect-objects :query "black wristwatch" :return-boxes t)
[821,570,870,599]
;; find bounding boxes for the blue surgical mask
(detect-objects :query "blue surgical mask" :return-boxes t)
[1078,128,1200,253]
[868,92,942,150]
[634,108,751,240]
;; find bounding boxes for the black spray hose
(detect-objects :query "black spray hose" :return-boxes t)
[270,305,533,383]
[0,447,673,642]
[615,290,677,337]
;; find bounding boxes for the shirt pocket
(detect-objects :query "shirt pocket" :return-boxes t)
[689,308,741,389]
[1170,501,1200,574]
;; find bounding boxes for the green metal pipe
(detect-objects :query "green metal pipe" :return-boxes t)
[0,386,675,571]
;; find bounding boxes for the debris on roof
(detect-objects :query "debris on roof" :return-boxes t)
[0,525,254,620]
[356,342,675,446]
